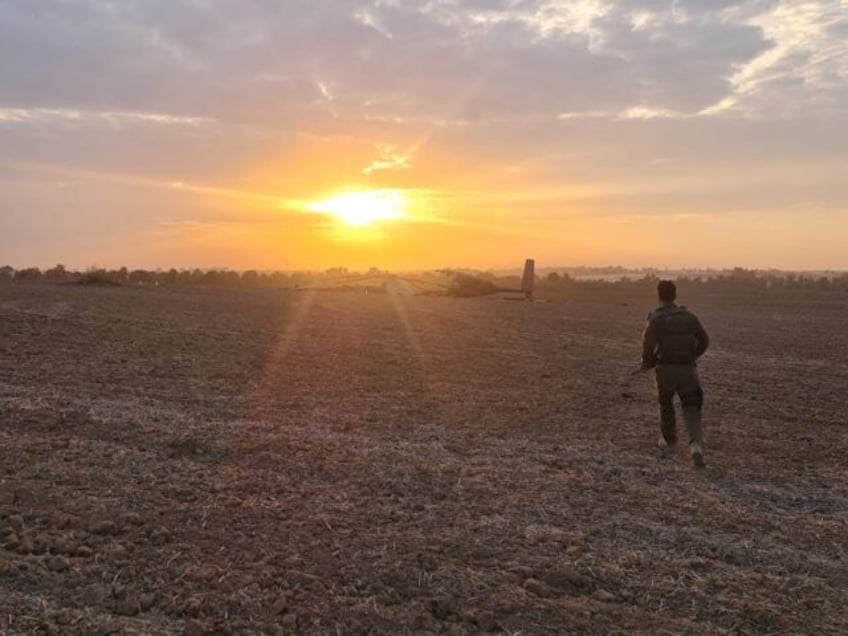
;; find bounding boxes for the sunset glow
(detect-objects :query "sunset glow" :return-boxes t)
[2,1,847,271]
[306,191,408,228]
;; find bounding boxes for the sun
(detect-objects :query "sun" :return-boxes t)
[306,190,407,227]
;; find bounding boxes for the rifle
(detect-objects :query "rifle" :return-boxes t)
[622,366,651,399]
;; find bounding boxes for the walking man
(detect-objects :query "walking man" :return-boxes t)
[641,280,710,467]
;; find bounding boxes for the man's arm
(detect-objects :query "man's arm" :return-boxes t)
[693,316,709,358]
[641,316,658,370]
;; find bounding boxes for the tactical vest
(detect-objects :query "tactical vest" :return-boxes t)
[651,306,700,365]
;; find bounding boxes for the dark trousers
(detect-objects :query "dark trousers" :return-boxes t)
[655,364,704,447]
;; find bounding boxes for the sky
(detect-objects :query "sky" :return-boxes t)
[1,0,847,272]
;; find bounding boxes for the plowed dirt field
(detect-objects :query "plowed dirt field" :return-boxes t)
[1,283,846,635]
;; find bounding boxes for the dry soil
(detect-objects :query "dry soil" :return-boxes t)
[1,283,846,635]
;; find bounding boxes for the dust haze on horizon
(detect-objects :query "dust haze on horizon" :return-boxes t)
[1,1,847,272]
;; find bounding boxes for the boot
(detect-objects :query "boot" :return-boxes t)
[657,436,676,459]
[691,443,705,468]
[682,407,705,468]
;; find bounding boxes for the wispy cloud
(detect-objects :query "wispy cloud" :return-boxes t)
[556,106,690,121]
[701,0,848,117]
[0,107,214,128]
[618,106,689,120]
[362,145,412,175]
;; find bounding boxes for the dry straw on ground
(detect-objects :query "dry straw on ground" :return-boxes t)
[0,282,846,635]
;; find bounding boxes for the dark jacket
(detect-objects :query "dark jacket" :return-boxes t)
[642,304,709,367]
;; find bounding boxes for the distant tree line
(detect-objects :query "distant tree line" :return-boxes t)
[481,267,848,295]
[2,264,848,294]
[0,264,313,288]
[535,268,848,293]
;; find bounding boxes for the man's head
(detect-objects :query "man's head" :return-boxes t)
[657,280,677,303]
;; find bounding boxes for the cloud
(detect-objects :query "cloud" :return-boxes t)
[362,145,412,175]
[618,106,687,120]
[702,0,848,117]
[0,107,214,128]
[1,0,844,130]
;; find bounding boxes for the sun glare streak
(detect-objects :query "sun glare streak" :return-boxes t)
[405,71,491,158]
[247,290,318,421]
[386,291,427,364]
[306,190,408,227]
[385,291,438,401]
